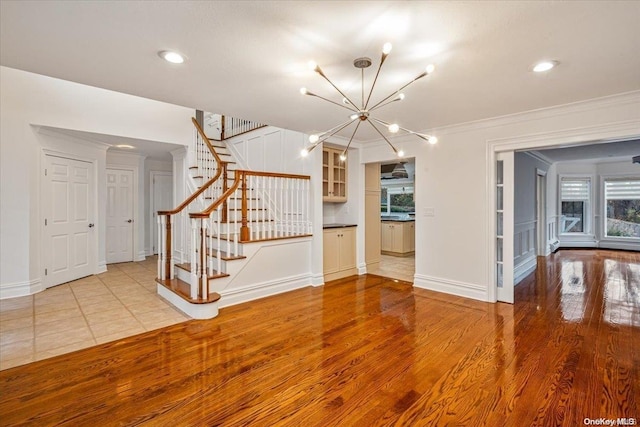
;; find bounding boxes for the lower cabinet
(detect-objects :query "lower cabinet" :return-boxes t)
[381,221,415,256]
[323,227,357,281]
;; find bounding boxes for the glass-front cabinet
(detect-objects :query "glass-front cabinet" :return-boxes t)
[323,147,347,202]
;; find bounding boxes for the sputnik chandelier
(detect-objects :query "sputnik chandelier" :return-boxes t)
[300,42,438,161]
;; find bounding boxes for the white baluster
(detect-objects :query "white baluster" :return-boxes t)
[157,215,163,279]
[216,206,222,274]
[190,219,198,299]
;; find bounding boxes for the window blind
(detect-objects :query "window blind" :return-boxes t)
[605,178,640,200]
[561,179,590,201]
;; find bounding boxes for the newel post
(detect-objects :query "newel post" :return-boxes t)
[222,162,228,223]
[240,172,250,241]
[164,215,172,279]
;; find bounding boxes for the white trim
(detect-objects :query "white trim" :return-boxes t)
[526,151,553,166]
[157,284,219,320]
[97,261,107,274]
[414,274,488,302]
[310,273,325,287]
[218,273,312,308]
[149,170,173,255]
[514,255,537,285]
[0,279,43,299]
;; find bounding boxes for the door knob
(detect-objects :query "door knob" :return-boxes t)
[88,223,94,228]
[127,219,133,223]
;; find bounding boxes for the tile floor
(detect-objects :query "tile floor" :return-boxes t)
[0,257,188,371]
[367,254,415,282]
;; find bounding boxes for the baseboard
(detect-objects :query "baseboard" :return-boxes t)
[413,274,489,302]
[549,239,560,253]
[0,278,43,299]
[598,240,640,251]
[157,284,219,320]
[135,251,146,262]
[219,274,311,308]
[310,273,325,287]
[96,261,107,274]
[357,262,367,275]
[514,255,537,285]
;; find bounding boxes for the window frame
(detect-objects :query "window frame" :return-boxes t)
[558,175,593,235]
[601,175,640,241]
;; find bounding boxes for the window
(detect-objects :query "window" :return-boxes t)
[560,178,590,233]
[381,186,414,216]
[604,178,640,238]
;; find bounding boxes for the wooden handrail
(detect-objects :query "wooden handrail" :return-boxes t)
[191,117,224,165]
[241,170,311,180]
[157,118,227,216]
[189,174,242,218]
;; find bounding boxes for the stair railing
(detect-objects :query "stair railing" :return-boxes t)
[188,170,312,299]
[157,118,228,282]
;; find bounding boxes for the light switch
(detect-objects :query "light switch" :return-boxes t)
[424,207,435,217]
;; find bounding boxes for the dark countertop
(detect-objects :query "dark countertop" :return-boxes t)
[381,217,415,222]
[323,223,358,229]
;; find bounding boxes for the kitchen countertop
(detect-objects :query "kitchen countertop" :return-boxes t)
[323,223,358,229]
[381,217,415,222]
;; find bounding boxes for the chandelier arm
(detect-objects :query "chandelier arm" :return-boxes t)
[371,117,432,141]
[368,97,402,112]
[342,120,362,156]
[315,66,359,110]
[367,120,399,155]
[317,119,357,144]
[363,53,388,110]
[368,71,428,111]
[307,92,358,112]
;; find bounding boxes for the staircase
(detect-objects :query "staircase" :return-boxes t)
[155,116,312,319]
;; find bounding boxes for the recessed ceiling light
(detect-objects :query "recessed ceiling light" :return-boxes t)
[158,50,185,64]
[533,60,558,72]
[115,144,135,149]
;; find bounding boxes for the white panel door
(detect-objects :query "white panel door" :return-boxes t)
[151,173,173,254]
[44,155,95,287]
[106,169,134,264]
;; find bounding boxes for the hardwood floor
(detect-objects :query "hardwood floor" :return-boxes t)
[0,249,638,426]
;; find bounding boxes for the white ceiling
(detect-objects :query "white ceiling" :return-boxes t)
[2,1,640,143]
[531,139,640,163]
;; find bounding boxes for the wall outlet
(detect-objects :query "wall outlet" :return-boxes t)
[424,207,435,217]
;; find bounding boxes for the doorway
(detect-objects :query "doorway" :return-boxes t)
[42,154,96,287]
[150,171,173,254]
[536,169,547,256]
[106,168,134,264]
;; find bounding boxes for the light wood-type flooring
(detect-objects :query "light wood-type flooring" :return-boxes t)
[0,249,638,426]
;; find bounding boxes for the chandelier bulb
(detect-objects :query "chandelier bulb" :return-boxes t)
[342,97,349,105]
[397,150,405,158]
[382,42,393,55]
[428,136,438,145]
[308,60,318,71]
[300,148,310,157]
[300,87,308,95]
[339,153,347,162]
[349,114,359,120]
[398,93,405,100]
[388,123,400,133]
[309,134,319,143]
[426,64,436,74]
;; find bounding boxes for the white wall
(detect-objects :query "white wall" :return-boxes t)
[361,91,640,302]
[0,66,193,297]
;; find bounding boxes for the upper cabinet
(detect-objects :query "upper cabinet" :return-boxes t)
[323,147,347,202]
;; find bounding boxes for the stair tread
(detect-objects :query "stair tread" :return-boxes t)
[209,233,312,243]
[204,250,247,260]
[174,263,230,279]
[155,278,221,304]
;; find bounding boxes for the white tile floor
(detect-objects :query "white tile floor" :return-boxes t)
[0,257,188,371]
[367,254,415,282]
